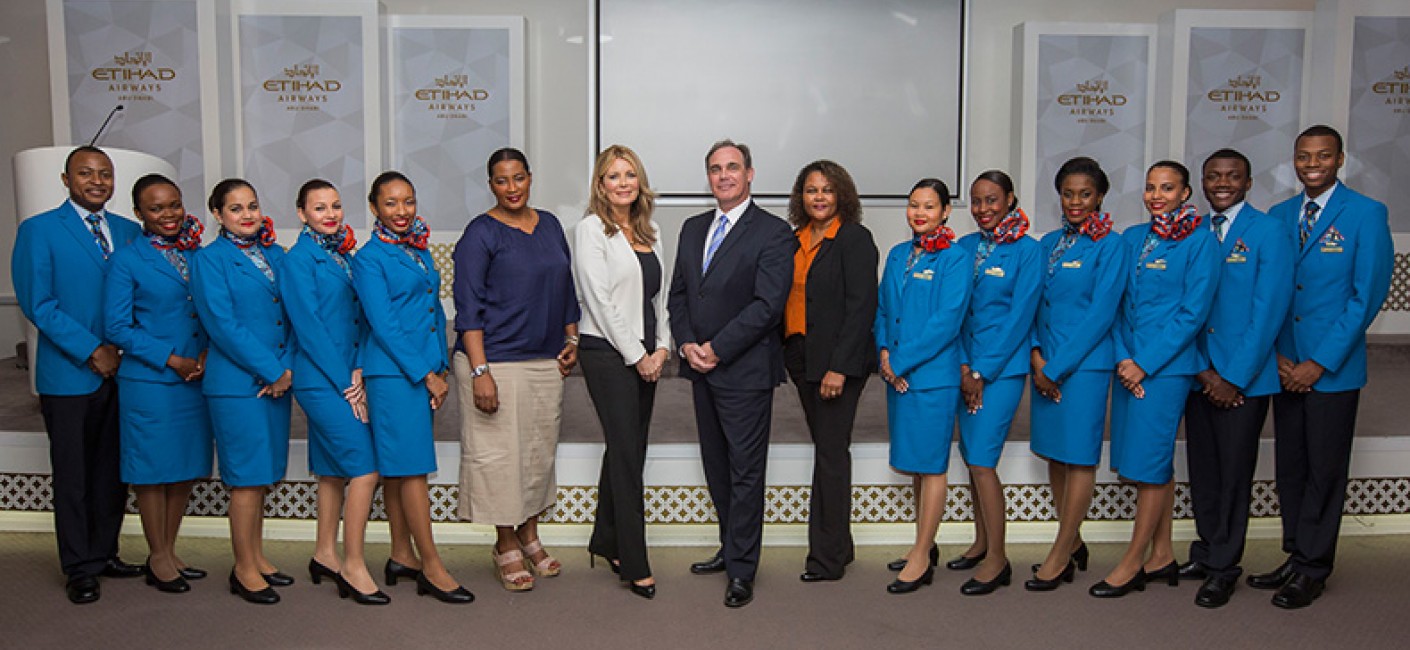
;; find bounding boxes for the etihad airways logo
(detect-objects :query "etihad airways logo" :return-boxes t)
[263,63,341,110]
[91,51,175,101]
[1372,66,1410,95]
[1208,74,1282,103]
[1058,79,1128,107]
[413,73,490,120]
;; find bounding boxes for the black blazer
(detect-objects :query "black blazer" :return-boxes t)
[668,201,796,390]
[794,221,879,382]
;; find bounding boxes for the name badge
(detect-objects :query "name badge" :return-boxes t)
[912,269,934,280]
[1145,259,1167,270]
[984,267,1006,278]
[1320,245,1344,254]
[1225,253,1247,264]
[1060,260,1082,269]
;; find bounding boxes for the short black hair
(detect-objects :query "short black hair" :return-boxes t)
[1297,124,1343,155]
[1054,157,1110,196]
[486,147,531,179]
[297,179,336,209]
[973,169,1018,212]
[131,173,178,209]
[1203,148,1251,176]
[368,171,414,204]
[1148,160,1191,190]
[909,178,951,206]
[207,178,256,213]
[65,145,110,175]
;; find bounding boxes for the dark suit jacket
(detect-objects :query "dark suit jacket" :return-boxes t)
[668,201,796,390]
[794,221,878,382]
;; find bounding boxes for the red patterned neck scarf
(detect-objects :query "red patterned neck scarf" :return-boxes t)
[1064,212,1112,241]
[913,225,956,253]
[222,215,277,249]
[374,215,429,250]
[148,214,204,251]
[981,208,1029,244]
[1150,204,1201,241]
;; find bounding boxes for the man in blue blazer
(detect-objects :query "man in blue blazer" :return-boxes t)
[668,140,796,607]
[11,146,144,603]
[1179,149,1294,608]
[1246,125,1394,609]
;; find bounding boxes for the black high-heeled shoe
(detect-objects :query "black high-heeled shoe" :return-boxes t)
[384,558,421,586]
[1032,542,1091,574]
[1144,560,1180,587]
[261,571,294,587]
[589,553,622,576]
[308,558,339,585]
[178,566,208,580]
[335,573,391,605]
[629,579,656,600]
[886,566,935,594]
[1024,560,1076,591]
[229,570,279,604]
[1089,570,1147,598]
[415,572,474,604]
[143,561,190,594]
[960,562,1011,596]
[945,551,986,571]
[887,544,939,571]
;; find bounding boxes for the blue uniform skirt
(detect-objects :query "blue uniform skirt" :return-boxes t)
[118,378,213,485]
[1109,374,1193,485]
[1029,370,1110,467]
[209,394,291,487]
[888,386,958,475]
[958,376,1026,468]
[296,386,377,479]
[365,376,437,478]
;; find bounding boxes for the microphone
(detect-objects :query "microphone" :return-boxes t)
[88,104,124,147]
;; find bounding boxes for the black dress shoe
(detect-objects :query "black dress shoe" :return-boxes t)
[887,544,939,571]
[144,563,191,594]
[178,566,208,580]
[886,566,935,594]
[945,550,985,571]
[415,572,474,604]
[65,576,100,604]
[1195,575,1236,609]
[1089,570,1147,598]
[629,580,656,600]
[1178,560,1207,580]
[1271,573,1323,610]
[229,571,279,604]
[1145,560,1180,587]
[1247,558,1295,590]
[261,571,294,587]
[799,571,842,583]
[1031,542,1090,574]
[1024,561,1076,591]
[384,558,421,585]
[335,573,391,605]
[102,558,144,578]
[690,555,727,575]
[960,562,1011,596]
[724,578,753,608]
[308,558,340,585]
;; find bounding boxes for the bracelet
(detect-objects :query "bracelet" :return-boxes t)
[564,335,579,346]
[470,364,490,378]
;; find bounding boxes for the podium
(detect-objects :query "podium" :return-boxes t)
[10,146,177,396]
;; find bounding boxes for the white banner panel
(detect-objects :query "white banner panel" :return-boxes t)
[386,16,525,235]
[1348,15,1410,231]
[53,0,216,204]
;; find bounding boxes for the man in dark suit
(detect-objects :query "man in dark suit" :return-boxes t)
[668,140,795,608]
[12,146,145,604]
[1247,125,1393,609]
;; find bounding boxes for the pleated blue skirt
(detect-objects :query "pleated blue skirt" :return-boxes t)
[365,376,437,478]
[209,394,291,487]
[957,375,1026,468]
[1109,374,1194,485]
[296,386,377,479]
[887,386,957,475]
[1029,370,1110,467]
[118,378,213,485]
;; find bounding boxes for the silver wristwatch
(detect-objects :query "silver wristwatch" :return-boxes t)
[470,364,490,378]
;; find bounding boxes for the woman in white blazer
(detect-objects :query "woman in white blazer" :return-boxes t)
[573,145,670,599]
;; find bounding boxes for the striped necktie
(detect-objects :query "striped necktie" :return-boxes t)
[1211,214,1227,242]
[1299,201,1320,248]
[84,213,112,258]
[702,213,728,273]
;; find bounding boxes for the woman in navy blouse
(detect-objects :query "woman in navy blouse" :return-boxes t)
[875,179,971,595]
[453,148,580,592]
[353,171,470,604]
[950,171,1041,595]
[190,179,294,604]
[1026,158,1127,591]
[278,179,386,605]
[103,174,211,593]
[1093,161,1219,598]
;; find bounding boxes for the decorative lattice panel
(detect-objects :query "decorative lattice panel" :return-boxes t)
[429,243,455,300]
[1384,253,1410,312]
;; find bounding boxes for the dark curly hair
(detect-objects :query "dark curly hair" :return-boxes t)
[787,160,862,228]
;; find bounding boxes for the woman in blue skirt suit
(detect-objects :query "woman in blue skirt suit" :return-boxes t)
[951,171,1041,595]
[1092,161,1219,598]
[191,178,294,604]
[1027,157,1128,591]
[352,171,471,604]
[103,174,211,593]
[278,179,387,605]
[875,178,971,594]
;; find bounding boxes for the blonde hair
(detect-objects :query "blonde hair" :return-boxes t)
[587,144,657,246]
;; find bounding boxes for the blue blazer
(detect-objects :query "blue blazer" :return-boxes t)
[956,234,1043,381]
[103,242,206,383]
[1272,183,1394,392]
[278,233,367,391]
[1114,223,1220,377]
[12,202,142,395]
[1198,205,1295,396]
[190,237,294,397]
[875,241,971,390]
[1033,231,1127,382]
[351,238,448,382]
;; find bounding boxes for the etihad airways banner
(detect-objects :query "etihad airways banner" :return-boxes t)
[1348,16,1410,232]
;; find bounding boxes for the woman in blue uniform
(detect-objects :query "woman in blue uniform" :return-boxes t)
[951,171,1041,595]
[1026,158,1127,591]
[103,174,211,594]
[278,179,387,605]
[1092,160,1219,598]
[875,178,971,594]
[191,179,294,604]
[352,171,471,604]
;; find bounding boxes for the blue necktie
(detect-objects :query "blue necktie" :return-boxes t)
[1299,202,1320,248]
[1211,214,1227,242]
[85,213,112,258]
[702,213,728,273]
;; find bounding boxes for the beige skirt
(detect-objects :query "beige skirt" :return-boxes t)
[454,353,562,526]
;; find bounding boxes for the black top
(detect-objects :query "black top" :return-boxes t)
[637,250,660,352]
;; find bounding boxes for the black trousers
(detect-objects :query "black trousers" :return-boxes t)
[579,344,657,582]
[1184,392,1268,579]
[693,380,773,581]
[1271,389,1360,581]
[39,379,127,580]
[784,336,863,578]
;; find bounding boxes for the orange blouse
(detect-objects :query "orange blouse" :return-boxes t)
[784,218,841,337]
